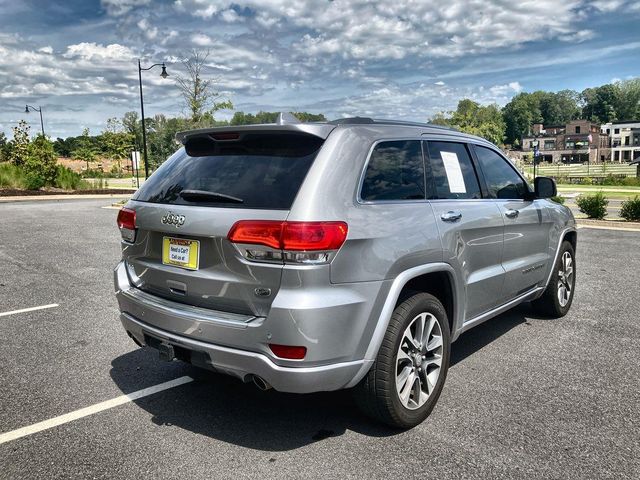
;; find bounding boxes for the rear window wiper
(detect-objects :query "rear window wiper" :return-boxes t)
[179,189,244,204]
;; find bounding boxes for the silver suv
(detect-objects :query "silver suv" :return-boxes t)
[115,116,576,428]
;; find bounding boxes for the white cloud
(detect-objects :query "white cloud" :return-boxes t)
[137,18,158,40]
[38,46,53,54]
[63,42,135,62]
[173,0,623,61]
[101,0,151,16]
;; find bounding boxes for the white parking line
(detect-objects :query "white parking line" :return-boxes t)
[0,303,59,317]
[0,376,194,445]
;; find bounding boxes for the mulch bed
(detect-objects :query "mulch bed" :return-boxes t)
[0,189,136,196]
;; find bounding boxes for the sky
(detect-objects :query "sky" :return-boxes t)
[0,0,639,139]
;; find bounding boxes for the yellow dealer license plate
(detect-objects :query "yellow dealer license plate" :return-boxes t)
[162,237,200,270]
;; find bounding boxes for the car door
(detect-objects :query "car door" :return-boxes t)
[471,144,552,303]
[424,140,506,321]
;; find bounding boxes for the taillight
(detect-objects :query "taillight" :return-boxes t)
[282,222,348,251]
[269,344,307,360]
[227,220,283,249]
[117,207,136,242]
[227,220,348,264]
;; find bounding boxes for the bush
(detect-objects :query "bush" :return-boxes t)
[550,195,565,204]
[0,162,27,188]
[24,171,45,190]
[54,165,87,190]
[620,196,640,222]
[576,192,608,219]
[580,176,593,185]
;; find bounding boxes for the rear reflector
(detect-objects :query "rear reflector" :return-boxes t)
[117,207,136,242]
[269,344,307,360]
[228,221,348,251]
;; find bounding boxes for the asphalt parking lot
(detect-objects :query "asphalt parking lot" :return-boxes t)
[1,199,639,479]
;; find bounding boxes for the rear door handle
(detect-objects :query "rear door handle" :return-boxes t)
[505,209,519,219]
[440,211,462,222]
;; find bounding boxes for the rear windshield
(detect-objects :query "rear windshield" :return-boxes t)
[133,133,324,209]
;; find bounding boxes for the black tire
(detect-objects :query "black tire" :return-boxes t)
[532,240,576,317]
[354,292,451,428]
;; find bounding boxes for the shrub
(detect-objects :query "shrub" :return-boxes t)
[24,171,45,190]
[54,165,87,190]
[0,162,27,188]
[580,176,593,185]
[620,196,640,222]
[576,192,608,219]
[550,195,565,204]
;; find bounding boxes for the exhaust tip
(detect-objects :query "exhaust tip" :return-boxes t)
[251,375,272,391]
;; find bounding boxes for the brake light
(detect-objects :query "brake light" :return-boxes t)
[269,344,307,360]
[227,220,283,249]
[117,207,136,242]
[227,220,348,264]
[282,222,348,251]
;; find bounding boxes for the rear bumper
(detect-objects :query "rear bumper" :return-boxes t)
[121,313,366,393]
[114,261,381,393]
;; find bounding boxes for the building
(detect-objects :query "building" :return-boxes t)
[520,120,608,164]
[600,120,640,163]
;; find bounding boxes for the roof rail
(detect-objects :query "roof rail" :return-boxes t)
[328,117,457,131]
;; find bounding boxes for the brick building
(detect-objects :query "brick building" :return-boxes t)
[520,120,609,164]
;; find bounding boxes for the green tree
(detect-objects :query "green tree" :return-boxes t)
[72,128,98,171]
[0,132,9,162]
[581,84,619,123]
[99,118,134,172]
[229,111,325,125]
[431,100,506,146]
[503,93,543,145]
[175,49,233,124]
[122,111,141,152]
[146,114,188,169]
[9,120,31,166]
[23,134,57,189]
[616,79,640,120]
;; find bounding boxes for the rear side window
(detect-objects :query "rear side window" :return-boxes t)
[425,141,481,200]
[133,133,323,209]
[360,140,425,201]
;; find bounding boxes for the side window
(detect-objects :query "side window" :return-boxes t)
[425,141,481,199]
[360,140,425,201]
[474,146,528,200]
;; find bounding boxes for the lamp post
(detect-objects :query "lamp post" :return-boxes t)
[531,136,539,180]
[138,60,168,179]
[25,105,45,136]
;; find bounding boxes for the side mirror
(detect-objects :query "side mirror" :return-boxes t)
[534,176,557,199]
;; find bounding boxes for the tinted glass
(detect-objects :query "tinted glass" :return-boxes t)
[360,140,425,201]
[474,146,528,199]
[425,142,481,199]
[134,133,323,209]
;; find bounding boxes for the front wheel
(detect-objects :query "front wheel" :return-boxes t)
[354,292,451,428]
[532,240,576,317]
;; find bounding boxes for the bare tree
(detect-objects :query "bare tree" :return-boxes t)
[174,49,233,125]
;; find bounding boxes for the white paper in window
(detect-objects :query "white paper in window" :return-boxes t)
[440,151,466,193]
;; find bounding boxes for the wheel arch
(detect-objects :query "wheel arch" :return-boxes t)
[345,262,461,388]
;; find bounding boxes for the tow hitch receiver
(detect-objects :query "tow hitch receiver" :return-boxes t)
[158,342,176,362]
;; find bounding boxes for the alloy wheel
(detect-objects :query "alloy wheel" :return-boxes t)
[395,312,443,410]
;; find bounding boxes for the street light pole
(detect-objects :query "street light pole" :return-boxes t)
[25,105,45,136]
[137,60,168,180]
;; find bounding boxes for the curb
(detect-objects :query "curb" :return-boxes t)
[0,193,132,203]
[576,219,640,232]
